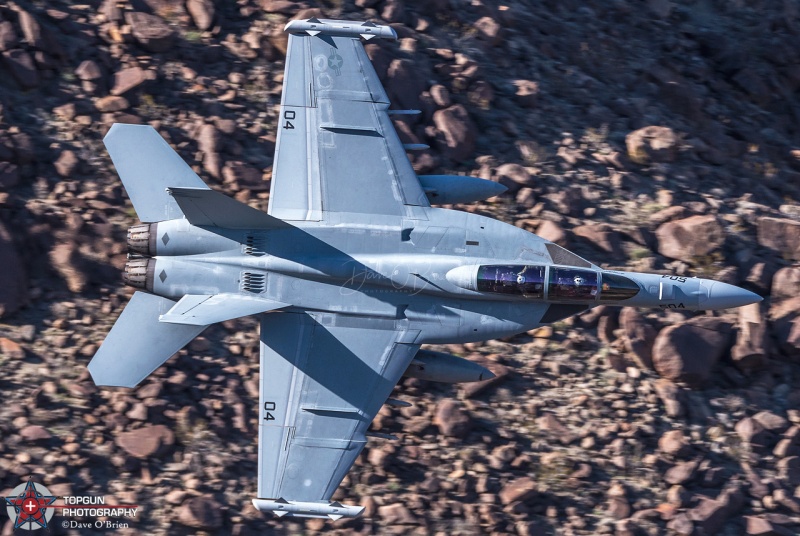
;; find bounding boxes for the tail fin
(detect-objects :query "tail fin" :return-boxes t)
[104,124,210,223]
[88,292,206,387]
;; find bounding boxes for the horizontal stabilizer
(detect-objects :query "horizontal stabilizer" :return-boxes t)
[104,124,209,223]
[159,294,289,326]
[88,292,207,387]
[168,187,288,230]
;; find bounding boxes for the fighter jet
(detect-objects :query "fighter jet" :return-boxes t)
[88,17,761,520]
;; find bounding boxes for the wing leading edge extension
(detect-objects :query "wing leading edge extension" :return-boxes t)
[268,18,430,221]
[159,294,289,326]
[254,311,420,519]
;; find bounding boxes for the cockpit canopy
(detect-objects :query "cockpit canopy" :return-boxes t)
[476,265,546,298]
[475,265,640,302]
[549,267,599,301]
[600,272,641,301]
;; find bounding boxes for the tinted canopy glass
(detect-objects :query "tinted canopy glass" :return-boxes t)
[548,267,599,302]
[600,272,640,301]
[476,265,546,298]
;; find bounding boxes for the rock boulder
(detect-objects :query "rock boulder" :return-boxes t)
[433,105,476,163]
[656,215,725,263]
[626,126,680,164]
[652,316,733,387]
[758,217,800,261]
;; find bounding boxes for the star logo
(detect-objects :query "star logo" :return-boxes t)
[4,478,56,531]
[328,48,343,76]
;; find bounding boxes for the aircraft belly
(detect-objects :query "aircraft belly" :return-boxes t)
[150,258,242,300]
[267,273,409,318]
[447,301,546,344]
[266,273,480,341]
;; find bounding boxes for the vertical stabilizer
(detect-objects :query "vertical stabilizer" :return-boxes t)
[104,124,210,222]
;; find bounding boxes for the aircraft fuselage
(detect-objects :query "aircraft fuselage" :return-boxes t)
[123,207,759,345]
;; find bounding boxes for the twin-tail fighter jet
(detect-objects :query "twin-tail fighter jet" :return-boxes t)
[88,18,761,520]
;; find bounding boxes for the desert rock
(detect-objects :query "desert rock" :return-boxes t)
[652,316,733,387]
[433,398,471,438]
[758,217,800,261]
[116,425,174,458]
[619,307,657,369]
[656,215,725,263]
[433,104,477,162]
[187,0,215,31]
[127,12,175,53]
[177,496,222,529]
[626,126,680,164]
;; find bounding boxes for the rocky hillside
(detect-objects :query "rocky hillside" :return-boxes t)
[1,0,800,534]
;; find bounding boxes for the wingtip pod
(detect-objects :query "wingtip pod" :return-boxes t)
[284,18,398,40]
[252,498,365,520]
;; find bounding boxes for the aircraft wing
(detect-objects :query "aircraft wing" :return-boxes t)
[253,311,420,519]
[268,19,430,221]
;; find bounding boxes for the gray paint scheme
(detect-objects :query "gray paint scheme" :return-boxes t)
[258,312,419,501]
[104,124,209,223]
[268,25,429,221]
[88,18,761,520]
[88,292,207,387]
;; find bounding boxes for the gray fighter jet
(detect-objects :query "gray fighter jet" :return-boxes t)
[88,18,761,520]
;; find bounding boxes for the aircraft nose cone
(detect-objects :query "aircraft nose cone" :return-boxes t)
[704,281,762,309]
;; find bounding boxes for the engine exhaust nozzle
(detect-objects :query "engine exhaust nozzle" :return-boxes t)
[123,257,154,291]
[127,223,156,256]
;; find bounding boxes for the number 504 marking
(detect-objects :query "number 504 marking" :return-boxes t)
[283,110,295,130]
[264,401,276,421]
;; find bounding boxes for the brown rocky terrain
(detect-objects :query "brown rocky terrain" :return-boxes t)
[1,0,799,534]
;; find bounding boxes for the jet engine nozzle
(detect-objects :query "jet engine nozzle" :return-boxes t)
[127,223,156,256]
[123,257,154,291]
